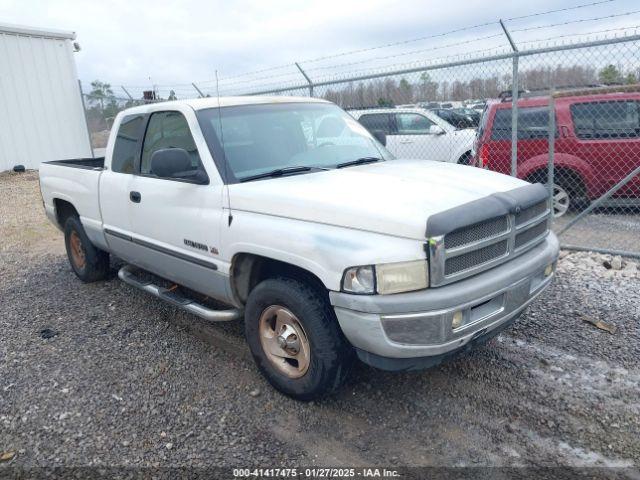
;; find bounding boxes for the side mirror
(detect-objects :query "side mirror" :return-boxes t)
[429,125,445,135]
[150,148,208,185]
[372,130,387,146]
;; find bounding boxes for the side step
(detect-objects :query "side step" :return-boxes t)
[118,265,242,322]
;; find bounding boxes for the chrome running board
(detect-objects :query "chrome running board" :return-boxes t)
[118,265,242,322]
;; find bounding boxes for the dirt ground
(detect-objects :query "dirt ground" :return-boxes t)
[0,171,638,476]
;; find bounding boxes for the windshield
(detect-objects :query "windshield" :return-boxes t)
[197,102,393,183]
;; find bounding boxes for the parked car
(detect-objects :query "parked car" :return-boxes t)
[453,107,481,127]
[39,96,558,400]
[418,101,441,109]
[350,108,476,164]
[474,91,640,217]
[431,108,478,129]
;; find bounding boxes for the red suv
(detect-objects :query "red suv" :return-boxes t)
[474,91,640,216]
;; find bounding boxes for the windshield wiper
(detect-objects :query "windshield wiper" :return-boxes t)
[336,157,382,169]
[240,165,327,183]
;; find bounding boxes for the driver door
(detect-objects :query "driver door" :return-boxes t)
[125,108,229,301]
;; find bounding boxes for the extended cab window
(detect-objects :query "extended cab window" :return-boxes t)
[395,113,434,134]
[491,106,554,140]
[112,115,144,174]
[358,114,393,134]
[140,111,202,176]
[571,101,640,139]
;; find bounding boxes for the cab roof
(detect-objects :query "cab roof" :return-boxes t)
[122,96,330,115]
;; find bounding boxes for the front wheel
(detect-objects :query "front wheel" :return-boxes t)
[244,278,354,401]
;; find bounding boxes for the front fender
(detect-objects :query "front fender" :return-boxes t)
[223,210,426,291]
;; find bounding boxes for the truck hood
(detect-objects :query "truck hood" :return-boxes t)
[228,159,528,240]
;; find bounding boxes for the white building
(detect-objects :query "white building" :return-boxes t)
[0,23,92,172]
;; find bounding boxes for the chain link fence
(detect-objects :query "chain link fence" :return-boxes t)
[83,32,640,257]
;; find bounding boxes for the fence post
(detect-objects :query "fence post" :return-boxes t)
[548,93,556,220]
[295,62,314,97]
[192,83,205,98]
[500,20,519,177]
[77,80,95,159]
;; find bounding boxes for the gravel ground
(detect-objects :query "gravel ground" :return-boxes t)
[554,210,640,253]
[1,171,639,473]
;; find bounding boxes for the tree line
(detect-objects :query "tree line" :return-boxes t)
[83,63,639,133]
[322,64,639,108]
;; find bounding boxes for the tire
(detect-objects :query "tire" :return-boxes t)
[64,216,110,282]
[527,170,588,219]
[552,182,571,218]
[552,172,589,218]
[245,277,354,401]
[457,152,472,165]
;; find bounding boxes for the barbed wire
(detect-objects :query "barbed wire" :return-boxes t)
[511,8,640,33]
[111,0,633,95]
[198,18,640,92]
[230,45,511,95]
[505,0,616,22]
[204,32,508,89]
[516,24,640,46]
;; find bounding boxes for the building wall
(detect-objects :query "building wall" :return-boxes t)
[0,25,92,171]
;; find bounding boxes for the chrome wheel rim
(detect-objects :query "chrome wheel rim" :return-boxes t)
[259,305,310,379]
[69,231,86,269]
[553,184,570,218]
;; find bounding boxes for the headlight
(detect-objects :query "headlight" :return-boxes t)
[342,265,376,294]
[376,260,429,294]
[342,260,428,295]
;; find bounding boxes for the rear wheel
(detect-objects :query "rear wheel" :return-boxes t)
[553,183,571,218]
[527,169,587,218]
[64,216,110,282]
[244,277,354,401]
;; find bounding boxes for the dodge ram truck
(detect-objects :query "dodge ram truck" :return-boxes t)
[39,96,559,400]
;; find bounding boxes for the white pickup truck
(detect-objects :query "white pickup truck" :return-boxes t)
[39,96,558,400]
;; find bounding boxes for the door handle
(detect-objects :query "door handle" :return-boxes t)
[129,191,141,203]
[399,140,414,144]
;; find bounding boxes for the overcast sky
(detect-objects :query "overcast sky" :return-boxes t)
[1,0,639,96]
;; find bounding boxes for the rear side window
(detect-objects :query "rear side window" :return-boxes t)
[491,106,553,140]
[112,115,144,173]
[570,101,640,139]
[395,113,434,134]
[140,111,201,175]
[358,114,393,134]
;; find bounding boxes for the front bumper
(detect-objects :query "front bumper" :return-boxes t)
[330,233,559,370]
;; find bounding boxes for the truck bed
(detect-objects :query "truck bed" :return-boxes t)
[39,157,105,238]
[45,157,105,170]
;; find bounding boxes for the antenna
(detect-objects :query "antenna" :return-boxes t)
[215,70,233,225]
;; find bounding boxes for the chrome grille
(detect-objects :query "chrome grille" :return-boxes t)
[515,220,548,249]
[444,216,509,249]
[429,202,551,286]
[515,201,548,226]
[445,240,509,276]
